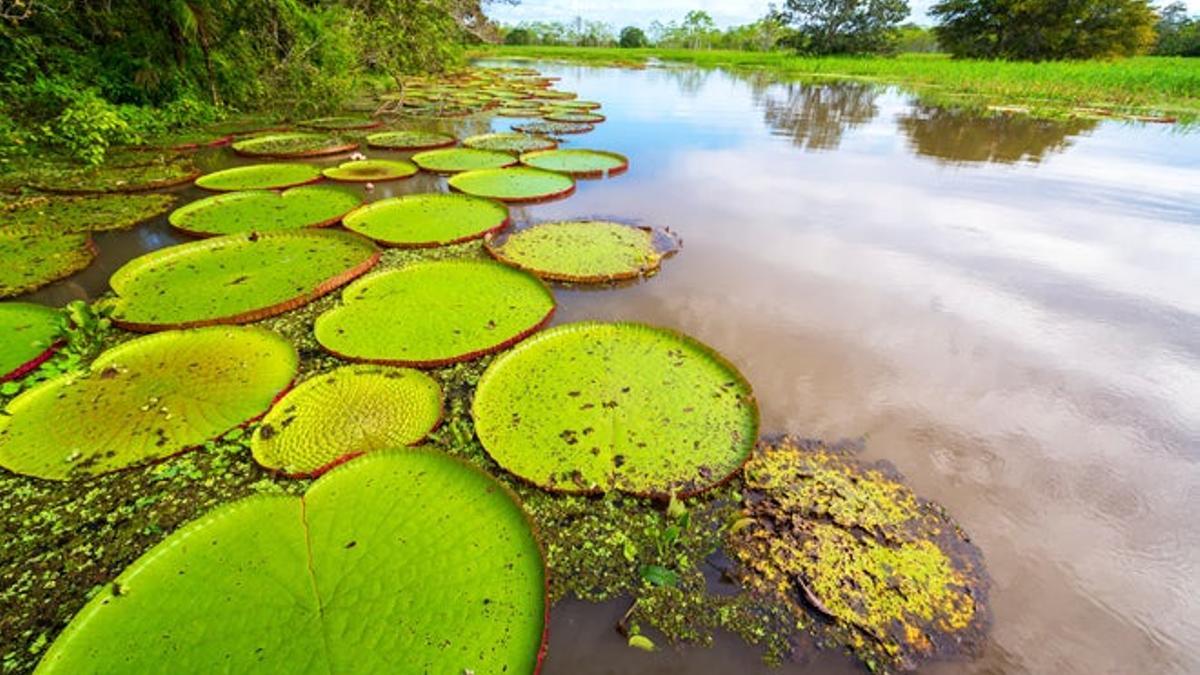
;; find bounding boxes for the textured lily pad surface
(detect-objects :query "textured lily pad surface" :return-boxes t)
[0,231,96,297]
[195,163,322,191]
[232,132,357,158]
[168,186,363,236]
[0,303,61,381]
[298,115,381,130]
[110,230,379,330]
[31,162,200,193]
[473,322,758,497]
[322,159,417,182]
[252,365,443,475]
[464,132,558,154]
[36,449,547,673]
[343,193,509,248]
[512,120,594,135]
[411,148,517,173]
[1,194,175,234]
[448,167,575,203]
[520,149,628,177]
[487,221,671,282]
[0,327,296,480]
[544,111,606,124]
[315,260,554,367]
[365,130,456,150]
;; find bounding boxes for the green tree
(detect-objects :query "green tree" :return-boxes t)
[1154,2,1200,56]
[931,0,1158,59]
[682,10,718,48]
[895,22,938,52]
[505,26,533,45]
[777,0,910,54]
[619,25,649,48]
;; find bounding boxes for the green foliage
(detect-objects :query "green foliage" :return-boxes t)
[505,27,534,45]
[620,26,649,48]
[1155,2,1200,56]
[778,0,911,54]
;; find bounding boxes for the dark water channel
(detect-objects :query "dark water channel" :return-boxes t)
[22,62,1200,674]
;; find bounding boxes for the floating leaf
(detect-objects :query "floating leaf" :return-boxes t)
[365,130,456,150]
[35,449,547,673]
[463,133,558,155]
[511,120,594,136]
[639,565,681,588]
[168,186,363,237]
[519,149,628,178]
[448,167,575,204]
[30,162,200,194]
[0,326,297,480]
[473,322,758,497]
[315,260,554,367]
[231,132,358,158]
[0,303,61,381]
[544,111,606,124]
[322,159,417,182]
[194,163,323,192]
[1,194,175,234]
[298,115,382,130]
[110,230,379,331]
[343,193,510,248]
[628,635,656,652]
[411,148,517,173]
[486,221,675,283]
[0,231,96,298]
[251,365,443,476]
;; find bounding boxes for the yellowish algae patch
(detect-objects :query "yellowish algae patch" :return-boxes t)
[729,437,988,671]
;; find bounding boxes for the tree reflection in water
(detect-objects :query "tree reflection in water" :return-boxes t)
[757,80,881,151]
[898,106,1099,165]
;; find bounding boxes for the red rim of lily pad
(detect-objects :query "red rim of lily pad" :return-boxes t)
[544,112,607,124]
[1,340,62,382]
[365,131,457,151]
[233,137,360,159]
[519,149,630,179]
[484,221,680,283]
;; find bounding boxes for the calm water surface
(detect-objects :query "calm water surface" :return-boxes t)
[25,62,1200,674]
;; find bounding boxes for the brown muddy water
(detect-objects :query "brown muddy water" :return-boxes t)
[21,62,1200,674]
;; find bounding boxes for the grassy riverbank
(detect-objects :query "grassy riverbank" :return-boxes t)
[470,46,1200,122]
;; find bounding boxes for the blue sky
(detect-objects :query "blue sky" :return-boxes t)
[487,0,1199,28]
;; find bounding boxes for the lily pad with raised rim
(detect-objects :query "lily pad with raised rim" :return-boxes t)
[1,194,176,234]
[343,193,510,248]
[0,326,297,480]
[519,149,629,178]
[194,163,323,192]
[448,167,576,204]
[322,159,418,182]
[411,148,517,173]
[0,231,96,298]
[298,115,382,131]
[464,133,558,155]
[544,111,606,124]
[365,130,457,150]
[512,120,595,136]
[0,303,61,381]
[110,230,380,331]
[315,260,555,367]
[168,186,364,237]
[251,365,443,476]
[31,162,200,194]
[473,322,759,497]
[486,221,675,283]
[232,132,358,158]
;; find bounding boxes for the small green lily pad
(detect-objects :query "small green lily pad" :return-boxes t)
[0,231,96,298]
[0,326,297,480]
[486,221,674,282]
[411,148,518,173]
[1,194,176,234]
[343,193,510,248]
[448,167,576,203]
[512,120,595,135]
[520,149,628,178]
[195,163,323,192]
[168,186,364,237]
[365,130,456,150]
[464,132,558,154]
[232,132,358,158]
[298,116,381,130]
[110,230,379,331]
[322,159,418,182]
[473,322,759,497]
[0,302,61,381]
[315,260,555,367]
[35,449,546,673]
[251,365,443,476]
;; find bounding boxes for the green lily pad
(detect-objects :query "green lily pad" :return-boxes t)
[365,130,456,150]
[544,111,606,124]
[194,163,323,192]
[36,449,546,673]
[315,260,555,367]
[298,115,381,130]
[110,230,380,331]
[0,326,297,480]
[473,322,759,497]
[544,100,601,110]
[168,186,364,237]
[495,106,544,118]
[411,148,517,173]
[512,120,595,135]
[231,132,358,158]
[538,90,578,101]
[322,159,418,182]
[1,194,176,234]
[486,221,675,282]
[30,162,200,194]
[520,149,629,178]
[251,365,443,476]
[448,167,576,203]
[0,302,61,381]
[343,193,510,248]
[0,231,96,298]
[463,132,558,154]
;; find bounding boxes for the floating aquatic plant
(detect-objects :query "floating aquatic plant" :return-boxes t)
[0,326,297,480]
[314,260,554,367]
[343,193,510,248]
[512,120,595,136]
[447,167,575,203]
[365,130,457,150]
[411,147,518,173]
[519,149,629,178]
[109,230,379,331]
[30,162,200,194]
[0,303,62,381]
[321,159,418,182]
[35,450,547,673]
[486,221,676,283]
[194,163,323,191]
[231,132,358,158]
[464,132,558,154]
[168,186,364,237]
[251,365,443,476]
[0,231,96,298]
[544,111,606,124]
[298,115,382,131]
[1,193,176,234]
[473,322,759,497]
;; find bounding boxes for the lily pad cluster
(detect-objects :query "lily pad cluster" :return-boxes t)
[0,302,62,381]
[486,221,675,283]
[168,186,363,236]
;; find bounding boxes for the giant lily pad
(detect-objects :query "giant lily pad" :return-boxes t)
[232,132,358,158]
[512,120,594,136]
[110,230,379,331]
[0,326,297,480]
[36,449,546,673]
[544,111,606,124]
[486,221,675,283]
[0,302,61,381]
[251,365,443,476]
[473,322,758,497]
[30,162,200,194]
[1,194,175,234]
[463,133,558,155]
[411,148,517,173]
[195,163,323,192]
[168,186,364,237]
[520,149,628,178]
[343,193,510,248]
[299,115,382,131]
[315,260,555,367]
[322,159,418,182]
[365,130,456,150]
[448,167,575,203]
[0,231,96,297]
